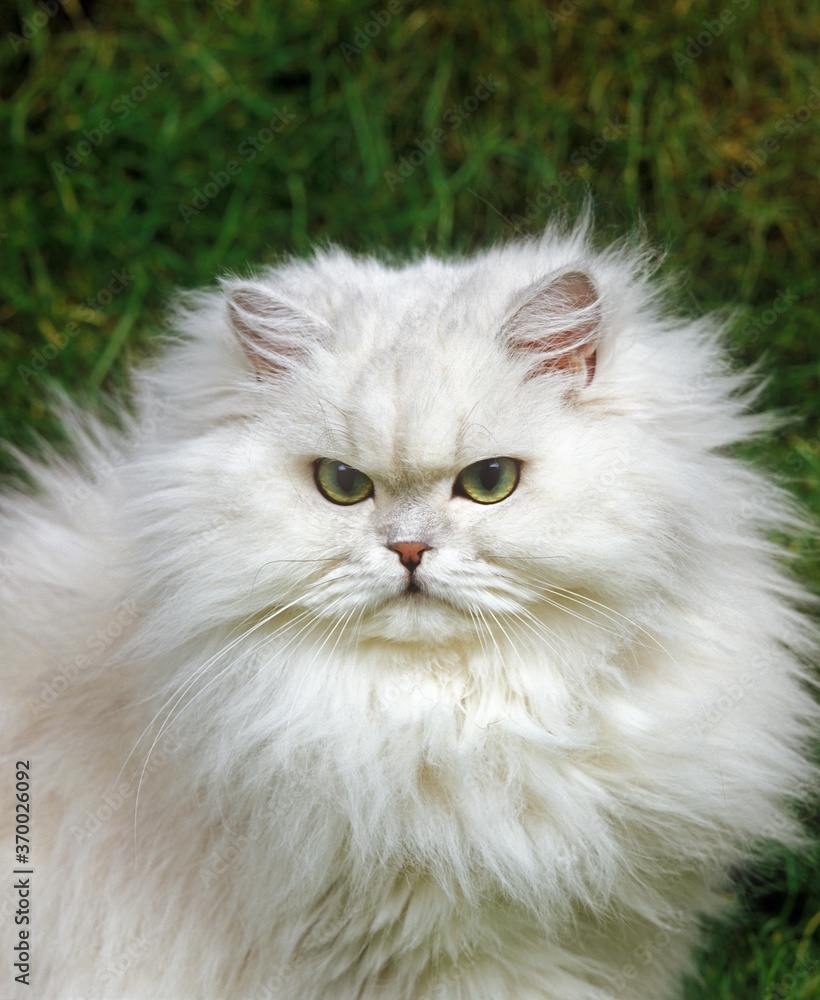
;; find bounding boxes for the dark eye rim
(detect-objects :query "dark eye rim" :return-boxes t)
[453,457,521,505]
[314,457,374,506]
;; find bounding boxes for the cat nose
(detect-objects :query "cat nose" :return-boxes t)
[389,541,431,571]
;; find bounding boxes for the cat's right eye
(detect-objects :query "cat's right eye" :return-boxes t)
[314,458,374,505]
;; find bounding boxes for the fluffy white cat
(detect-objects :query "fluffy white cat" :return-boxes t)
[1,219,817,999]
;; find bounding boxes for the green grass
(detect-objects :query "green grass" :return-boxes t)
[1,0,818,996]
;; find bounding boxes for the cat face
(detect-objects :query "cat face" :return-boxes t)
[188,262,673,655]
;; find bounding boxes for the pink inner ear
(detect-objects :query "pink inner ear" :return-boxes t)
[516,334,597,383]
[226,286,322,379]
[228,297,298,378]
[505,270,600,385]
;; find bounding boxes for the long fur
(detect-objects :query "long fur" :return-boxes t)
[1,220,817,999]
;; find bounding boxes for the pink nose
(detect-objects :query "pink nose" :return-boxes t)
[389,541,431,571]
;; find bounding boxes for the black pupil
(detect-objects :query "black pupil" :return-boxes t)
[478,461,500,492]
[336,465,357,492]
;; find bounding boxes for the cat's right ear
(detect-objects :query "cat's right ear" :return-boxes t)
[223,281,330,378]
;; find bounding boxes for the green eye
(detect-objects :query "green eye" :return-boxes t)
[454,457,520,504]
[315,458,374,505]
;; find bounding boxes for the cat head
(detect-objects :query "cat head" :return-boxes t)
[215,262,605,646]
[130,234,746,667]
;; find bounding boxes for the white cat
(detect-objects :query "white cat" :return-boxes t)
[1,218,816,999]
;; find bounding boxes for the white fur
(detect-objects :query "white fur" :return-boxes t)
[1,219,816,999]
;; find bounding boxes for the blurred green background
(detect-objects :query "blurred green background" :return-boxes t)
[1,0,818,996]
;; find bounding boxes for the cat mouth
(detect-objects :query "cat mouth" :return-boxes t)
[400,577,453,607]
[365,580,472,641]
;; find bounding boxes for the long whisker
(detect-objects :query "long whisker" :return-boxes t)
[532,580,676,659]
[243,558,336,618]
[485,607,529,677]
[496,605,572,671]
[521,584,634,642]
[118,586,315,791]
[126,580,342,842]
[467,605,491,662]
[474,605,507,690]
[203,597,361,776]
[152,604,317,747]
[349,602,368,664]
[483,555,681,658]
[129,603,321,854]
[284,599,361,736]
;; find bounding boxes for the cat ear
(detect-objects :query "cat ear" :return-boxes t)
[223,282,330,378]
[502,269,601,385]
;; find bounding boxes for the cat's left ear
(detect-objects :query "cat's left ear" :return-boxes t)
[502,269,601,386]
[223,281,331,379]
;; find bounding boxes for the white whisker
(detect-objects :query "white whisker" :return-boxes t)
[284,599,361,737]
[532,580,679,662]
[121,587,312,791]
[520,580,652,647]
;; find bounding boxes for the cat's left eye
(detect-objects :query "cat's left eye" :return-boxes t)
[315,458,374,505]
[454,457,520,504]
